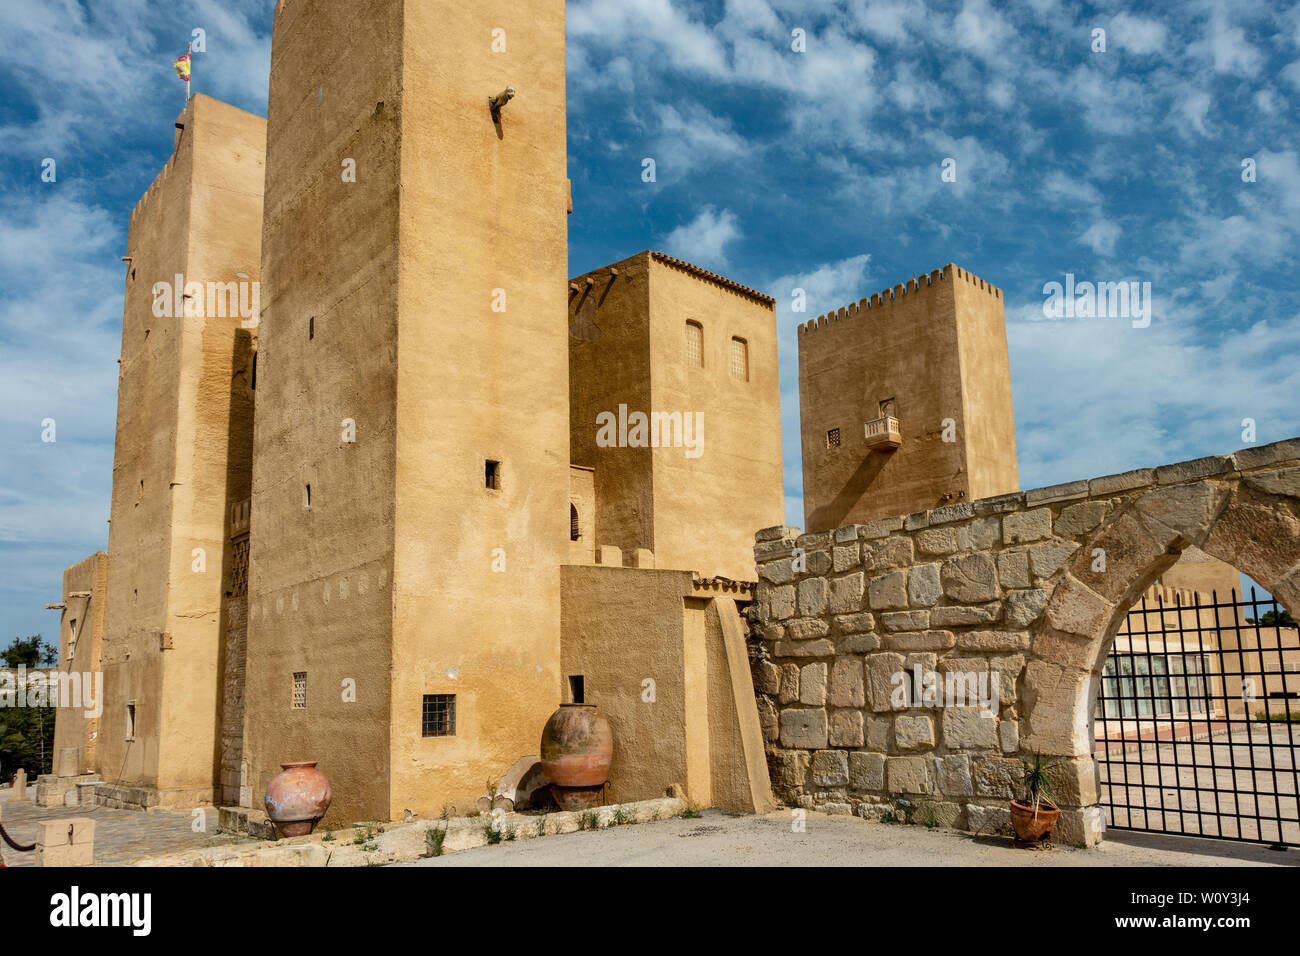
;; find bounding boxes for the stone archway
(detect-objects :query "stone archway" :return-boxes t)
[750,440,1300,847]
[1023,461,1300,840]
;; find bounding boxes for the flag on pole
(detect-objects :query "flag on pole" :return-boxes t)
[173,52,191,82]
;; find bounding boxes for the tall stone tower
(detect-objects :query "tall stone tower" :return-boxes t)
[568,251,785,580]
[245,0,570,823]
[798,264,1018,532]
[98,95,264,807]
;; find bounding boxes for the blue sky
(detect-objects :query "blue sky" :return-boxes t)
[2,0,1299,642]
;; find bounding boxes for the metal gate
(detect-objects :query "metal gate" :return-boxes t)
[1094,587,1300,848]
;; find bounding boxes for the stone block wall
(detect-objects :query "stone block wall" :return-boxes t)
[750,439,1300,845]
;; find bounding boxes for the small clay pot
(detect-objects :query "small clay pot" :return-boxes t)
[540,704,613,810]
[264,761,332,837]
[1009,799,1060,842]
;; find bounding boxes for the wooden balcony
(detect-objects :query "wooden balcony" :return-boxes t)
[863,415,902,451]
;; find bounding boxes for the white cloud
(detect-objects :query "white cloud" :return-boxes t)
[660,206,742,268]
[1190,11,1264,77]
[1109,14,1169,55]
[1077,220,1121,257]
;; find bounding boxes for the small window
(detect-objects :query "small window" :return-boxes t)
[826,427,841,448]
[879,398,896,418]
[251,351,257,390]
[292,672,307,709]
[485,460,501,490]
[730,337,749,380]
[422,694,456,737]
[570,503,580,541]
[685,320,703,367]
[308,316,314,340]
[137,479,144,504]
[126,702,136,740]
[569,675,585,704]
[305,484,312,509]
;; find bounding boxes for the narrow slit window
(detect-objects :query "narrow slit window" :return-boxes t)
[292,672,307,709]
[126,702,136,740]
[730,337,749,380]
[570,502,580,541]
[485,460,501,490]
[305,484,312,509]
[826,427,841,448]
[308,316,315,340]
[422,694,456,737]
[685,320,703,367]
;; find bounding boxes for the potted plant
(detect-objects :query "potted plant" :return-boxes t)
[1010,751,1059,843]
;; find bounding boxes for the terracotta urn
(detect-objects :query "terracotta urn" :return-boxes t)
[264,761,332,837]
[540,704,613,810]
[1009,799,1060,843]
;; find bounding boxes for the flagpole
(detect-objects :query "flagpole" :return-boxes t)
[186,42,191,101]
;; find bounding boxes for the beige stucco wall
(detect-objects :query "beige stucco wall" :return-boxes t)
[245,0,403,826]
[99,94,264,806]
[560,566,772,811]
[569,251,784,581]
[799,265,1017,531]
[53,551,109,775]
[389,0,570,822]
[248,0,569,825]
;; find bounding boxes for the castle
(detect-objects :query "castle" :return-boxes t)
[44,0,1275,832]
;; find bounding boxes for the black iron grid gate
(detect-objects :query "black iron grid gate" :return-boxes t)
[1094,587,1299,848]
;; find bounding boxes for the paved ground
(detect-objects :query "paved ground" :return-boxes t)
[1098,724,1299,845]
[403,808,1300,867]
[0,791,247,866]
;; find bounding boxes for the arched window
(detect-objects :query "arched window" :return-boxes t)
[730,336,749,380]
[570,503,580,541]
[685,320,703,367]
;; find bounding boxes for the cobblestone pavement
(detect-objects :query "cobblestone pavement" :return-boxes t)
[0,792,249,867]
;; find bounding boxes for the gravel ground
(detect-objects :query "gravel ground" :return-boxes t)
[402,808,1300,867]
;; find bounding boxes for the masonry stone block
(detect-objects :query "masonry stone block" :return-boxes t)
[866,652,906,712]
[1070,509,1174,603]
[886,756,930,794]
[778,663,800,704]
[972,756,1022,798]
[832,544,859,572]
[916,527,960,555]
[931,603,1001,626]
[863,537,914,571]
[828,658,865,707]
[1044,575,1111,638]
[786,618,830,641]
[806,550,832,575]
[955,630,1029,652]
[894,715,935,751]
[753,660,780,695]
[1203,489,1300,587]
[882,610,929,631]
[1004,588,1049,626]
[774,639,836,658]
[1028,540,1079,583]
[799,662,828,705]
[1244,466,1300,499]
[964,516,1002,551]
[907,562,942,607]
[941,708,1000,749]
[833,611,875,634]
[865,715,892,752]
[780,708,828,749]
[757,696,778,741]
[769,585,795,620]
[810,750,849,787]
[849,751,886,791]
[1054,806,1107,846]
[934,754,973,796]
[798,577,828,616]
[860,516,904,539]
[1003,508,1053,544]
[1154,454,1232,485]
[1055,500,1108,536]
[885,630,956,652]
[829,710,865,747]
[868,571,908,609]
[828,572,865,613]
[931,501,975,524]
[967,803,1013,836]
[999,719,1019,753]
[941,553,999,603]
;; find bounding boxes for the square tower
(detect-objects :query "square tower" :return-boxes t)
[98,94,264,807]
[245,0,570,823]
[798,264,1018,531]
[568,251,785,581]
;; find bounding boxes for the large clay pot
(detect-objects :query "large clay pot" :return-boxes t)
[1009,799,1059,842]
[540,704,613,810]
[264,761,332,837]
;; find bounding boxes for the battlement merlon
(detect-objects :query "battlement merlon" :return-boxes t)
[798,263,1003,334]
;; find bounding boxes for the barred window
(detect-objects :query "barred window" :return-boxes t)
[685,320,703,367]
[826,427,841,448]
[422,694,456,737]
[730,337,749,380]
[292,672,307,710]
